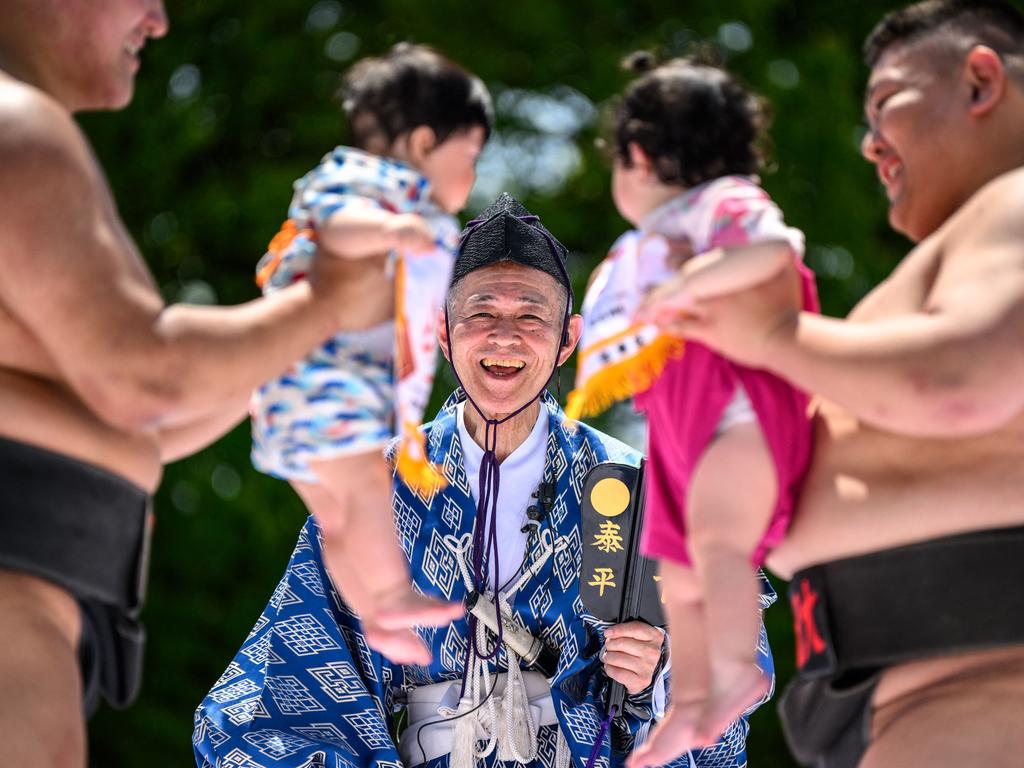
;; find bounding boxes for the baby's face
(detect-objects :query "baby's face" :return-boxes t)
[611,156,646,227]
[418,125,487,214]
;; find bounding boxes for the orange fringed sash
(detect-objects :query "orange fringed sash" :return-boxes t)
[565,331,684,420]
[393,254,447,494]
[566,230,684,420]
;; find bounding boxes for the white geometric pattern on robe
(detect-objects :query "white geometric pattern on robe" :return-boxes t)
[549,491,570,529]
[213,660,246,689]
[290,562,327,598]
[341,709,393,750]
[528,579,554,620]
[691,719,749,768]
[572,594,586,618]
[559,698,603,744]
[247,614,270,641]
[757,571,776,609]
[339,624,377,683]
[243,730,312,759]
[291,723,354,752]
[545,431,569,485]
[441,433,472,498]
[221,747,270,768]
[209,678,263,704]
[569,438,597,502]
[193,390,773,768]
[194,713,230,749]
[294,525,314,553]
[440,495,463,533]
[308,661,366,704]
[275,614,341,657]
[241,633,271,667]
[553,523,582,592]
[535,725,560,766]
[421,528,459,599]
[270,580,303,611]
[223,696,262,726]
[265,675,327,715]
[393,495,422,558]
[438,621,468,674]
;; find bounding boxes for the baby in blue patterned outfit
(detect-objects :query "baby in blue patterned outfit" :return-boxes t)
[252,43,492,664]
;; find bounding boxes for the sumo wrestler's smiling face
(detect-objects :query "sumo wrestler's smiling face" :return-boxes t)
[46,0,169,111]
[439,262,581,420]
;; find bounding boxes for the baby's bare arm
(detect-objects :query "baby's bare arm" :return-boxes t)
[318,208,435,258]
[679,240,794,302]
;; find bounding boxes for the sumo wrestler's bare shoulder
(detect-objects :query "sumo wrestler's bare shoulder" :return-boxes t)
[939,166,1024,265]
[0,75,91,166]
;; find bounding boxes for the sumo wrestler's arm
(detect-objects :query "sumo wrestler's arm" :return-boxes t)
[0,90,387,436]
[643,174,1024,438]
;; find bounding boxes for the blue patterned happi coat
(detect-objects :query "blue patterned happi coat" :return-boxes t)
[193,392,775,768]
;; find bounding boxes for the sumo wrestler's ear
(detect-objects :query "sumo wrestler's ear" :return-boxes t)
[964,45,1005,118]
[437,308,452,363]
[408,126,439,166]
[557,314,584,366]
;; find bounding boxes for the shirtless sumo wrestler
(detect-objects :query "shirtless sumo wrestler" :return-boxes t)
[640,2,1024,766]
[0,2,394,766]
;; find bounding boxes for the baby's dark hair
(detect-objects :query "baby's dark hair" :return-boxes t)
[340,43,493,153]
[612,51,770,187]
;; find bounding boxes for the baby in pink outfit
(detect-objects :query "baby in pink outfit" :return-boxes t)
[578,53,818,767]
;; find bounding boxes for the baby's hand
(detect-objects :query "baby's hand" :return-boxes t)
[385,213,436,254]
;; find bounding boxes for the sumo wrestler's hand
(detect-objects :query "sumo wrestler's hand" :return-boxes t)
[638,253,803,370]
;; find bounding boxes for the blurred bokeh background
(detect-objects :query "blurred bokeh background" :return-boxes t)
[82,1,914,764]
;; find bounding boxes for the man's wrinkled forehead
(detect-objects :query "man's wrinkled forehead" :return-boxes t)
[448,262,564,311]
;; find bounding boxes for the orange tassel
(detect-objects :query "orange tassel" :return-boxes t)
[256,219,316,288]
[395,425,447,496]
[565,334,685,420]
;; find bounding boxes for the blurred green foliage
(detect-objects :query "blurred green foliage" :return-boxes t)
[83,1,913,764]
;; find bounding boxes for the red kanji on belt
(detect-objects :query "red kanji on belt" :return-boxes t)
[792,577,827,669]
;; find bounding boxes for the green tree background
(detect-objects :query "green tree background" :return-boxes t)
[83,1,912,764]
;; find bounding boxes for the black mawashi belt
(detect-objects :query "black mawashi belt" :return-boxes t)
[789,524,1024,680]
[0,435,152,613]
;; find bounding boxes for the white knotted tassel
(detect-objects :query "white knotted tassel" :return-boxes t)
[498,648,538,763]
[450,709,480,768]
[555,728,572,768]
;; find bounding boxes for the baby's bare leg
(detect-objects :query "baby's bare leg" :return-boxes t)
[290,480,374,614]
[689,541,770,744]
[626,561,708,768]
[686,422,777,743]
[295,451,462,664]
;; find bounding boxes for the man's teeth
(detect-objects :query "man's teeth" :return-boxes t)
[885,163,902,183]
[482,358,525,369]
[125,42,142,56]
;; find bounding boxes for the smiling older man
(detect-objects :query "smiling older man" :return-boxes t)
[193,194,774,768]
